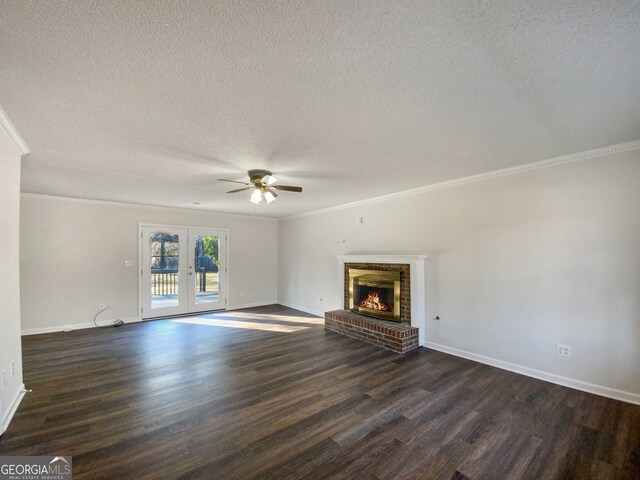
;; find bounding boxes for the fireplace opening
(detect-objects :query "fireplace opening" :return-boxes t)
[348,268,401,322]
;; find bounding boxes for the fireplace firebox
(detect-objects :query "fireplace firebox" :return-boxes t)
[348,268,401,322]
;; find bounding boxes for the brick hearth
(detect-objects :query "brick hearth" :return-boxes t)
[325,309,418,354]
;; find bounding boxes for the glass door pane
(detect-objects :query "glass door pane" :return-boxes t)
[141,226,188,318]
[150,233,181,310]
[188,228,226,313]
[193,235,220,305]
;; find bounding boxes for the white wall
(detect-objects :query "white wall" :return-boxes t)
[20,196,278,332]
[0,125,25,433]
[278,149,640,400]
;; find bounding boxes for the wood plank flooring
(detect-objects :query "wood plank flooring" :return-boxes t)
[1,305,639,479]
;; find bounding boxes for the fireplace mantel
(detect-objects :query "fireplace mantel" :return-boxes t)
[335,254,428,346]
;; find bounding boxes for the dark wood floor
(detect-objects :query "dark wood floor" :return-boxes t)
[1,305,638,479]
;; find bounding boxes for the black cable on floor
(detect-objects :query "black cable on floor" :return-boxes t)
[92,307,125,328]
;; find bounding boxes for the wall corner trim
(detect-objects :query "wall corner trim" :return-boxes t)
[425,341,640,406]
[0,105,30,156]
[1,384,26,435]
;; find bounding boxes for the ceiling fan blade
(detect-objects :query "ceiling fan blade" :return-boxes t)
[272,185,302,192]
[219,178,251,185]
[266,188,278,198]
[261,174,278,186]
[226,187,253,193]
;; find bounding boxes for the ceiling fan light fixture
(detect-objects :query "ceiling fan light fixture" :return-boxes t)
[264,190,277,204]
[250,188,263,204]
[262,174,278,186]
[221,170,301,206]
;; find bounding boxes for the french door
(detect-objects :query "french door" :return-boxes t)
[141,225,227,319]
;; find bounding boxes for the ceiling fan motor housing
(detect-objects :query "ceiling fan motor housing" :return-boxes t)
[248,169,273,184]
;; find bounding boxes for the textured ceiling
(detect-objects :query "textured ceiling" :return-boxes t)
[1,0,639,218]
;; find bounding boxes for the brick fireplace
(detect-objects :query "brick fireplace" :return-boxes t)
[325,255,428,353]
[345,263,410,324]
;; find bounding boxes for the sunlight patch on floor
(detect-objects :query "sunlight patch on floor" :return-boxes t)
[172,317,310,333]
[215,311,325,325]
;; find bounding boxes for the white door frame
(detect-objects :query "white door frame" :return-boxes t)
[138,223,229,320]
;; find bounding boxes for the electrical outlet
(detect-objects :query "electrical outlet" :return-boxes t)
[557,344,571,357]
[99,304,107,311]
[124,260,133,267]
[239,291,244,297]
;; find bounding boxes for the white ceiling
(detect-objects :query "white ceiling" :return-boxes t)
[1,1,639,218]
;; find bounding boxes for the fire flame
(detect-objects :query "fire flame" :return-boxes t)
[359,290,391,312]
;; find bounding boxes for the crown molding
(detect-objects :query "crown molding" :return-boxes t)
[20,192,278,222]
[0,104,30,155]
[282,140,640,220]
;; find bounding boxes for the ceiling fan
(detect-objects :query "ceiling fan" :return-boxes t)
[219,169,303,205]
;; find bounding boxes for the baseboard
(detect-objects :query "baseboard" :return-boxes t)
[21,316,142,336]
[22,305,281,334]
[227,300,280,311]
[425,341,640,406]
[1,384,25,435]
[277,300,324,318]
